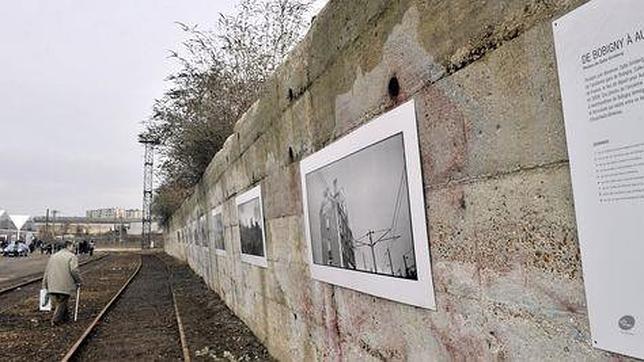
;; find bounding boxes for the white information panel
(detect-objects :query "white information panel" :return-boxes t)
[553,0,644,358]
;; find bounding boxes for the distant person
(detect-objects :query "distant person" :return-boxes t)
[41,242,53,255]
[16,240,28,257]
[41,240,82,326]
[89,240,95,256]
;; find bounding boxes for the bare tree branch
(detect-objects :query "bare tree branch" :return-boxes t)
[143,0,312,226]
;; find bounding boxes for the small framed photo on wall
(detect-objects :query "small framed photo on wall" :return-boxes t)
[236,185,268,268]
[211,206,226,256]
[198,213,208,247]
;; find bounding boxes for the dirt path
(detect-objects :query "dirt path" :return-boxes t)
[160,254,274,361]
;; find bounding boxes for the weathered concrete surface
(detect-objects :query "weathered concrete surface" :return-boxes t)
[163,0,639,360]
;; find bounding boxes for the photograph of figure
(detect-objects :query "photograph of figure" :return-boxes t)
[198,214,208,247]
[305,133,416,280]
[211,207,225,251]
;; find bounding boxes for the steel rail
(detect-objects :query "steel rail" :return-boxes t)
[156,254,191,362]
[60,255,143,362]
[170,275,192,362]
[0,254,108,296]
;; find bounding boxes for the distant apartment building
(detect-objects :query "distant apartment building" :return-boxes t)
[123,209,142,219]
[86,208,142,220]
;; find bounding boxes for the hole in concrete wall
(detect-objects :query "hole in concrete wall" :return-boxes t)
[288,146,294,162]
[288,88,294,102]
[388,76,400,98]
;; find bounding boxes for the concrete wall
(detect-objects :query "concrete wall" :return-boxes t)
[164,0,633,360]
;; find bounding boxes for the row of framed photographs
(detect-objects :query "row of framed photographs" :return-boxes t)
[175,100,436,309]
[175,185,268,268]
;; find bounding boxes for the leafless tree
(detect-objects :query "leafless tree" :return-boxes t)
[143,0,312,226]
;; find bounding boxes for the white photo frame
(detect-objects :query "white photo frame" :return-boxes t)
[211,205,226,256]
[192,220,198,245]
[300,99,436,309]
[236,185,268,268]
[192,218,200,246]
[198,213,208,247]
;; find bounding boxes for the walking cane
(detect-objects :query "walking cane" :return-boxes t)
[74,286,80,322]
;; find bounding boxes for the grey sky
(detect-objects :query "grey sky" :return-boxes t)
[0,0,327,217]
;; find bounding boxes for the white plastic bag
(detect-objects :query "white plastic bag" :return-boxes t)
[39,289,51,311]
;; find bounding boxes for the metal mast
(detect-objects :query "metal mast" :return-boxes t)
[138,135,159,249]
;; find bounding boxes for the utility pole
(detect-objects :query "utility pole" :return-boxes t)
[356,229,400,275]
[138,135,160,249]
[52,210,58,241]
[118,216,123,243]
[45,208,50,241]
[386,247,394,276]
[368,231,378,273]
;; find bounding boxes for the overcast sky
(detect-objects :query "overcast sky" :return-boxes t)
[0,0,326,217]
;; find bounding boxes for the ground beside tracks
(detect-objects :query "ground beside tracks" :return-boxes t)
[160,254,274,361]
[0,252,273,361]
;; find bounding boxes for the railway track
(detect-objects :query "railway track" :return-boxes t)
[0,252,272,361]
[63,254,190,361]
[0,253,141,361]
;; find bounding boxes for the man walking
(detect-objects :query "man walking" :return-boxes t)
[42,240,82,326]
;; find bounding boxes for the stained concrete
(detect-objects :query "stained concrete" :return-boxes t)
[163,0,637,360]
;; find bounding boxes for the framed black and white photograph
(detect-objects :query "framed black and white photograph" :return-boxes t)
[300,100,435,309]
[211,206,226,255]
[191,220,197,245]
[236,185,268,268]
[198,214,208,247]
